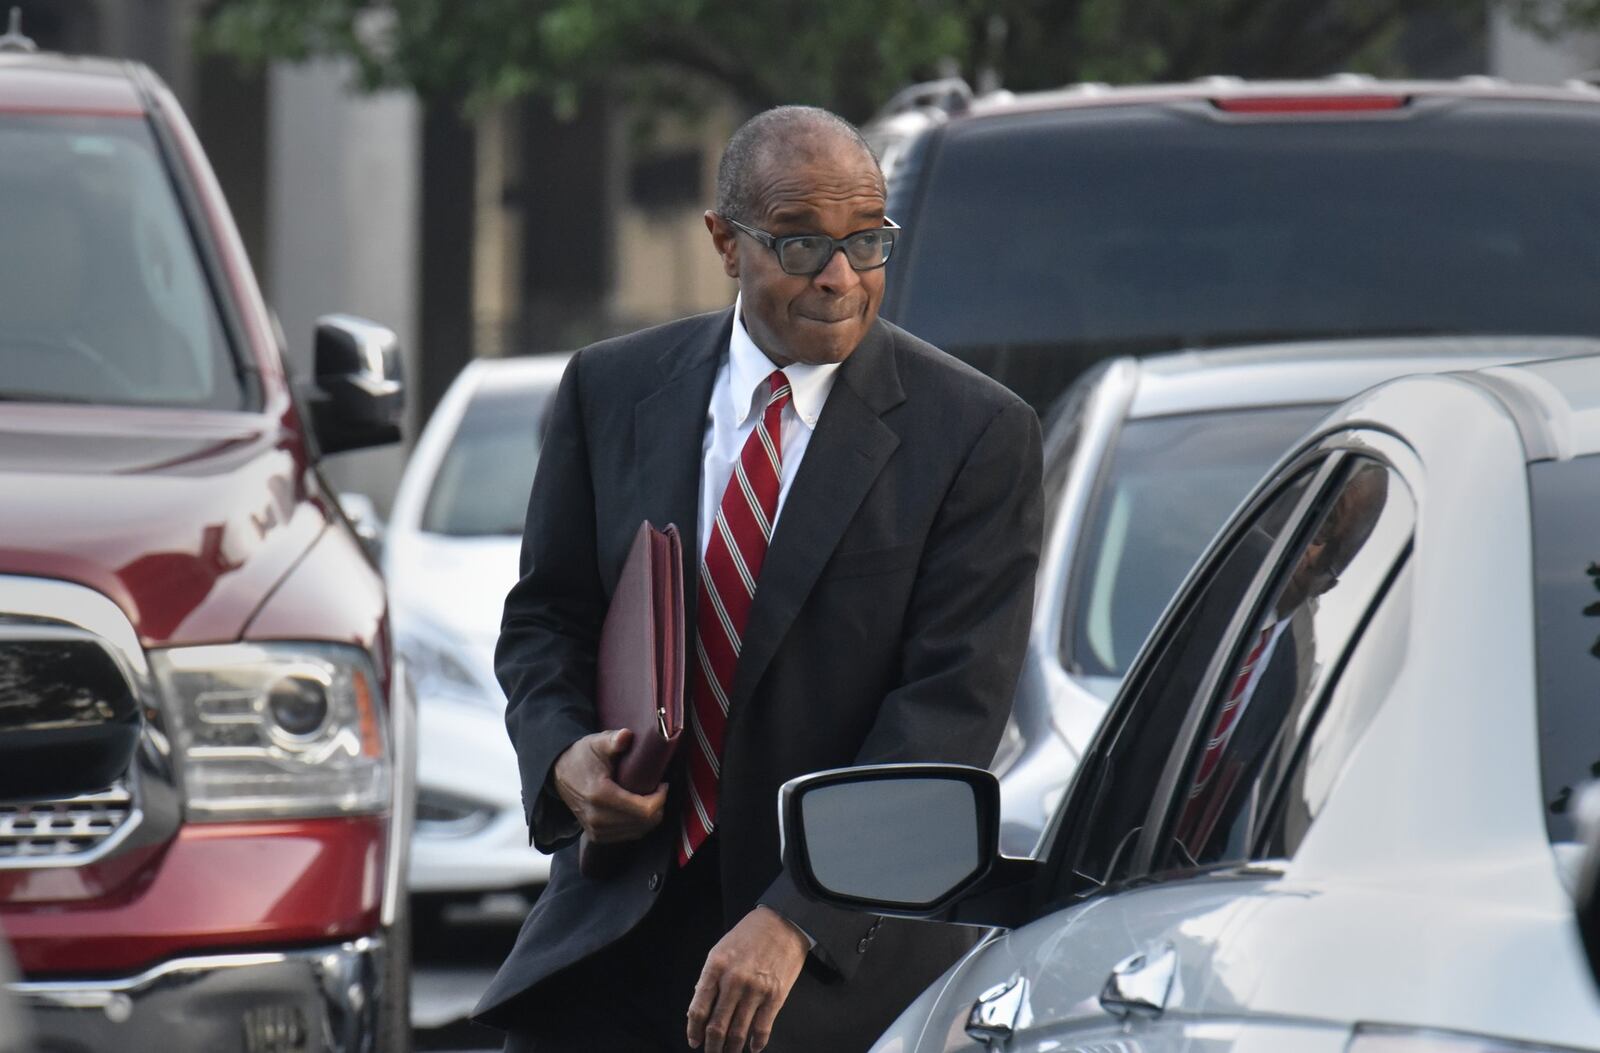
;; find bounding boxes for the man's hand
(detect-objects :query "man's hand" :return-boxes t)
[551,729,667,843]
[686,906,808,1053]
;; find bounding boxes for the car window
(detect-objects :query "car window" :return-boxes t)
[1039,369,1097,533]
[1043,465,1318,901]
[885,103,1600,409]
[421,376,554,537]
[1529,452,1600,846]
[0,115,243,409]
[1066,406,1329,678]
[1160,458,1414,871]
[1260,563,1412,859]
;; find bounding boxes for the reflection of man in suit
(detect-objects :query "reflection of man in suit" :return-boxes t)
[475,106,1044,1053]
[1176,464,1389,861]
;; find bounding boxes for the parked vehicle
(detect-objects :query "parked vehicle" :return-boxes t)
[383,355,568,926]
[782,351,1600,1051]
[867,76,1600,410]
[0,41,412,1052]
[997,336,1600,854]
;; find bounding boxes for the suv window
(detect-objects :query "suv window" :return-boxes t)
[1161,458,1414,870]
[1046,466,1316,900]
[0,115,242,409]
[1529,453,1600,846]
[1066,406,1328,678]
[886,103,1600,408]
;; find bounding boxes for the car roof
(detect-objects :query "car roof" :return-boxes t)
[1123,336,1600,420]
[1470,353,1600,461]
[458,352,572,393]
[955,77,1600,123]
[0,52,144,116]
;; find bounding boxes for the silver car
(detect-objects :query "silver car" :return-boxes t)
[384,355,568,920]
[997,336,1595,854]
[782,348,1600,1051]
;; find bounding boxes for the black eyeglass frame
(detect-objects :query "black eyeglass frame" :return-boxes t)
[722,215,902,277]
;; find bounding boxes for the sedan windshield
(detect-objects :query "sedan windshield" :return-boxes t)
[1066,405,1327,678]
[421,375,555,537]
[0,115,244,409]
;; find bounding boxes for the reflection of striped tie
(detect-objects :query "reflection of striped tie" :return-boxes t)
[678,370,791,867]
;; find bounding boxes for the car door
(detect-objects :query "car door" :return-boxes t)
[990,442,1418,1052]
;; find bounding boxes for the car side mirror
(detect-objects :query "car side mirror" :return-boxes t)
[306,314,405,455]
[779,764,1038,928]
[1575,782,1600,988]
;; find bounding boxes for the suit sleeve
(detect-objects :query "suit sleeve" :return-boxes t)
[758,397,1045,977]
[496,350,604,852]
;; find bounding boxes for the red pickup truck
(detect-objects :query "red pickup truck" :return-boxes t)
[0,38,414,1053]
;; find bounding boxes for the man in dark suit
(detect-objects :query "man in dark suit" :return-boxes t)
[475,105,1043,1053]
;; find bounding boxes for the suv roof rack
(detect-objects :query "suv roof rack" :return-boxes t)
[0,7,37,52]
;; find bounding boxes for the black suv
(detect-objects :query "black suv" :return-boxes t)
[868,76,1600,409]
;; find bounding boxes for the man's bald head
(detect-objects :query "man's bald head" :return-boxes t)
[715,106,882,224]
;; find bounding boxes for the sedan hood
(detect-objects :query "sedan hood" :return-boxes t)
[384,531,521,647]
[0,405,324,646]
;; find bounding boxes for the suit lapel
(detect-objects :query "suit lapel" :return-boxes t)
[729,321,906,712]
[633,309,730,606]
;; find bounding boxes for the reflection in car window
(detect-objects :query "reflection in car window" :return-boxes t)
[1047,468,1316,900]
[421,377,553,537]
[1530,453,1600,846]
[0,115,241,409]
[1262,565,1412,859]
[1165,459,1414,870]
[1067,407,1327,678]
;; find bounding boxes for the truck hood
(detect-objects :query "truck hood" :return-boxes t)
[0,405,326,646]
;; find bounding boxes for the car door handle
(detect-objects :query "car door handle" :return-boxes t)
[1098,942,1177,1020]
[966,975,1026,1048]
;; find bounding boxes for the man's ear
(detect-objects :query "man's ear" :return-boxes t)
[705,210,740,279]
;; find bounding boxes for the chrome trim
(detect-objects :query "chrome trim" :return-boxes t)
[10,937,383,1053]
[0,577,149,677]
[0,782,142,868]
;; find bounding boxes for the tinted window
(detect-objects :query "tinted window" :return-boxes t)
[0,115,242,409]
[1530,453,1600,846]
[888,103,1600,408]
[1067,406,1328,678]
[1163,459,1414,870]
[421,376,554,536]
[1048,468,1315,899]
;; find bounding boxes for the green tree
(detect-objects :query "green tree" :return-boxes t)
[202,0,1563,123]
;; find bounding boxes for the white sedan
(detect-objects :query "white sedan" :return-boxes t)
[385,354,568,919]
[781,350,1600,1051]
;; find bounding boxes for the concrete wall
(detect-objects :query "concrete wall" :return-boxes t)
[266,60,421,513]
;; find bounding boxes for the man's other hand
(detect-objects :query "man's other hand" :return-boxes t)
[551,729,667,843]
[686,906,807,1053]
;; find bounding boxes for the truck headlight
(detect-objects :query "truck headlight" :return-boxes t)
[151,643,390,820]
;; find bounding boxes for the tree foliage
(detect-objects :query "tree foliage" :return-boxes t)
[203,0,1554,123]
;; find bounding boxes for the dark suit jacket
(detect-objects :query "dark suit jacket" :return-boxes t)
[473,308,1044,1049]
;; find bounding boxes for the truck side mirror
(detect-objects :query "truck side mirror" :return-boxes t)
[306,314,405,455]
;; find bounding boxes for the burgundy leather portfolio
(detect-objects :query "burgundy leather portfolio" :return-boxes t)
[578,520,685,878]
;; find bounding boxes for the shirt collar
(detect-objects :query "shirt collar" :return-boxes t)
[729,296,841,430]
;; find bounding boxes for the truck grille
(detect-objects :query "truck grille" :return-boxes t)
[0,784,134,861]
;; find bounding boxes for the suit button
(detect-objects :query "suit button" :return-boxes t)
[648,873,662,892]
[856,938,870,954]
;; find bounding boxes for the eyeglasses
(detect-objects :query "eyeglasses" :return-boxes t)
[722,215,901,277]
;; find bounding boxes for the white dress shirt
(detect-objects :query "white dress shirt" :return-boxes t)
[697,298,842,559]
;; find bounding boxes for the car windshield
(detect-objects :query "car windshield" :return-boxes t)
[421,374,555,537]
[887,101,1600,408]
[1529,451,1600,847]
[0,115,244,409]
[1066,405,1327,678]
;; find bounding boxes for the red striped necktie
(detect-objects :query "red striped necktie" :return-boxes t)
[678,369,792,866]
